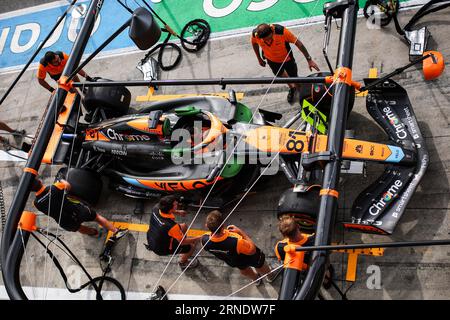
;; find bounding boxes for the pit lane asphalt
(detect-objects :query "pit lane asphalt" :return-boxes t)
[0,5,449,299]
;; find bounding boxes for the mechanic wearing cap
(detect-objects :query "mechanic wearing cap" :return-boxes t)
[201,210,275,285]
[251,23,320,103]
[37,51,92,93]
[146,195,201,270]
[30,176,127,238]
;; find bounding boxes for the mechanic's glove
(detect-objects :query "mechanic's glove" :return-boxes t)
[49,87,55,93]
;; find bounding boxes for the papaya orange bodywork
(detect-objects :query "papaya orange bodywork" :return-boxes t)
[42,92,77,164]
[127,115,167,136]
[84,129,110,141]
[243,126,394,162]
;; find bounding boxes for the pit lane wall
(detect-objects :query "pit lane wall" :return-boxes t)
[0,0,422,73]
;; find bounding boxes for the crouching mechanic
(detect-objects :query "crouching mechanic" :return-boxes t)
[31,176,127,238]
[275,215,315,266]
[275,215,332,289]
[202,210,275,285]
[146,195,201,270]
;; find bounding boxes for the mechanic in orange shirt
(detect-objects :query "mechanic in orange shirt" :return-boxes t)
[275,215,314,266]
[275,215,333,288]
[146,195,201,270]
[202,210,276,285]
[37,51,91,93]
[251,23,320,103]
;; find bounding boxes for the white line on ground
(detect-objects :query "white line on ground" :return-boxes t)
[0,285,271,300]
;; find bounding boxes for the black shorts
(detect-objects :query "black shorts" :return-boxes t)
[49,73,62,81]
[267,58,298,78]
[60,198,97,232]
[235,247,266,270]
[168,240,192,255]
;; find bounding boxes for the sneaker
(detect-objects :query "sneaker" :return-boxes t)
[287,88,296,103]
[179,258,199,271]
[21,142,31,152]
[148,285,168,300]
[113,228,128,240]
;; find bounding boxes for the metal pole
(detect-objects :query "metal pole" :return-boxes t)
[295,0,359,300]
[0,0,103,300]
[3,232,29,300]
[67,18,131,82]
[294,239,450,252]
[279,268,301,300]
[359,53,433,92]
[116,0,133,14]
[72,76,327,87]
[0,0,78,106]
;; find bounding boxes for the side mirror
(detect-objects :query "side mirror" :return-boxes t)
[129,7,161,50]
[423,51,445,80]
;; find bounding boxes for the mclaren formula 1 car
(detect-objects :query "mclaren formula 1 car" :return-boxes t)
[43,68,434,236]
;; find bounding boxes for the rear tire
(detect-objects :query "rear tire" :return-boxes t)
[56,167,103,206]
[82,78,130,117]
[277,187,320,232]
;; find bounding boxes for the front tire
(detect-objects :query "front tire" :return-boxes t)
[277,187,320,232]
[56,167,103,206]
[82,78,130,117]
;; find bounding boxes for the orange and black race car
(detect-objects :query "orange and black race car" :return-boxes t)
[43,69,433,236]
